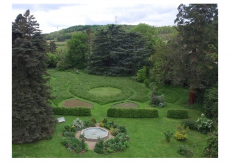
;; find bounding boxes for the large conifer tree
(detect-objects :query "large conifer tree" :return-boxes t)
[12,10,56,143]
[86,24,149,76]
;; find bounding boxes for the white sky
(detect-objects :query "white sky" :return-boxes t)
[11,2,180,34]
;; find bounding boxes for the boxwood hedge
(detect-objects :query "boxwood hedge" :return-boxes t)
[166,109,188,119]
[52,107,91,116]
[107,108,158,118]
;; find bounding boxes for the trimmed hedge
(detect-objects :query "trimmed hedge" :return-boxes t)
[107,108,158,118]
[166,109,188,119]
[52,107,91,116]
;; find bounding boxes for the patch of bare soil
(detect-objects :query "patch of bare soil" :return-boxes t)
[63,99,93,109]
[75,123,114,150]
[111,102,138,108]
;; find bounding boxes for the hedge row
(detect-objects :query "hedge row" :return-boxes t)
[52,107,91,116]
[107,108,158,118]
[166,109,188,119]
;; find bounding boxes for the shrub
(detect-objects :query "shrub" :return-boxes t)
[46,52,58,68]
[166,109,188,119]
[111,128,119,136]
[84,120,95,127]
[104,124,110,130]
[73,118,84,130]
[196,113,214,134]
[136,66,146,82]
[91,118,97,123]
[56,48,71,71]
[144,78,151,88]
[52,107,91,116]
[107,108,158,118]
[175,125,189,141]
[61,137,69,145]
[94,137,104,154]
[99,122,104,127]
[63,132,75,137]
[177,145,196,158]
[182,119,196,130]
[64,125,71,132]
[150,94,165,107]
[118,126,127,134]
[84,143,89,152]
[164,130,173,142]
[203,132,218,158]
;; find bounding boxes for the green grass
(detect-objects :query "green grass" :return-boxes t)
[12,68,208,158]
[89,87,121,97]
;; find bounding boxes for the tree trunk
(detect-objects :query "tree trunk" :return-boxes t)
[189,87,196,105]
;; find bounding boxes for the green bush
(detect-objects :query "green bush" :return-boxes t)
[177,145,196,158]
[203,132,218,158]
[164,130,173,142]
[136,66,146,82]
[150,94,165,107]
[46,52,58,68]
[182,119,196,130]
[94,138,104,154]
[84,120,95,127]
[73,118,84,130]
[61,137,69,145]
[111,128,119,136]
[52,107,91,116]
[144,78,151,88]
[175,125,189,141]
[91,118,97,123]
[118,126,127,134]
[107,108,158,118]
[166,109,188,119]
[196,113,214,134]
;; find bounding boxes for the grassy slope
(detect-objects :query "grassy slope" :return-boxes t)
[12,69,207,158]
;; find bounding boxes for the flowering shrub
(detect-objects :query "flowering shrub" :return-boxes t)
[73,118,84,130]
[175,125,189,141]
[196,114,214,134]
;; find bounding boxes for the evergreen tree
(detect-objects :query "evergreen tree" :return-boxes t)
[86,24,149,76]
[171,4,218,104]
[12,10,56,144]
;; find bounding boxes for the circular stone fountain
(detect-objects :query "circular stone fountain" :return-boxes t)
[81,127,109,141]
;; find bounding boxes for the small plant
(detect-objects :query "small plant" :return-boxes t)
[91,118,97,123]
[196,113,214,134]
[64,125,71,132]
[84,120,95,127]
[118,126,127,134]
[175,125,189,141]
[111,128,119,136]
[102,118,108,124]
[203,132,218,158]
[164,130,173,142]
[177,145,196,158]
[73,118,84,130]
[150,93,165,107]
[94,137,104,154]
[182,119,196,130]
[136,66,146,83]
[99,122,104,127]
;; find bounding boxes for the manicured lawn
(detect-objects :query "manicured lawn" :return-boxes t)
[12,68,208,158]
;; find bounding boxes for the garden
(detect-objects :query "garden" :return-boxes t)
[12,69,216,158]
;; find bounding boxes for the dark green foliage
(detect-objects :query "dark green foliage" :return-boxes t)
[63,132,75,137]
[84,120,95,127]
[166,109,188,119]
[104,124,110,130]
[46,52,58,68]
[48,40,57,53]
[66,32,88,69]
[144,78,151,88]
[63,125,71,132]
[61,137,69,145]
[118,126,127,134]
[150,93,165,107]
[136,66,147,82]
[203,132,218,158]
[94,138,104,154]
[181,119,196,130]
[90,118,97,123]
[86,24,149,76]
[56,48,71,71]
[107,108,158,118]
[203,82,218,121]
[177,145,196,158]
[111,128,119,136]
[52,107,91,116]
[163,130,173,142]
[12,10,56,144]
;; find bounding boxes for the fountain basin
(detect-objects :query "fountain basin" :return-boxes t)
[81,127,109,141]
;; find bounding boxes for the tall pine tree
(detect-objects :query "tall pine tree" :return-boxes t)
[12,10,56,143]
[86,24,149,76]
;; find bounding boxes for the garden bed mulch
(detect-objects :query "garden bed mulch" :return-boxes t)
[75,123,114,150]
[63,99,93,109]
[111,102,138,108]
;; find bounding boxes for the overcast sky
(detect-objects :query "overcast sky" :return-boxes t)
[12,2,180,34]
